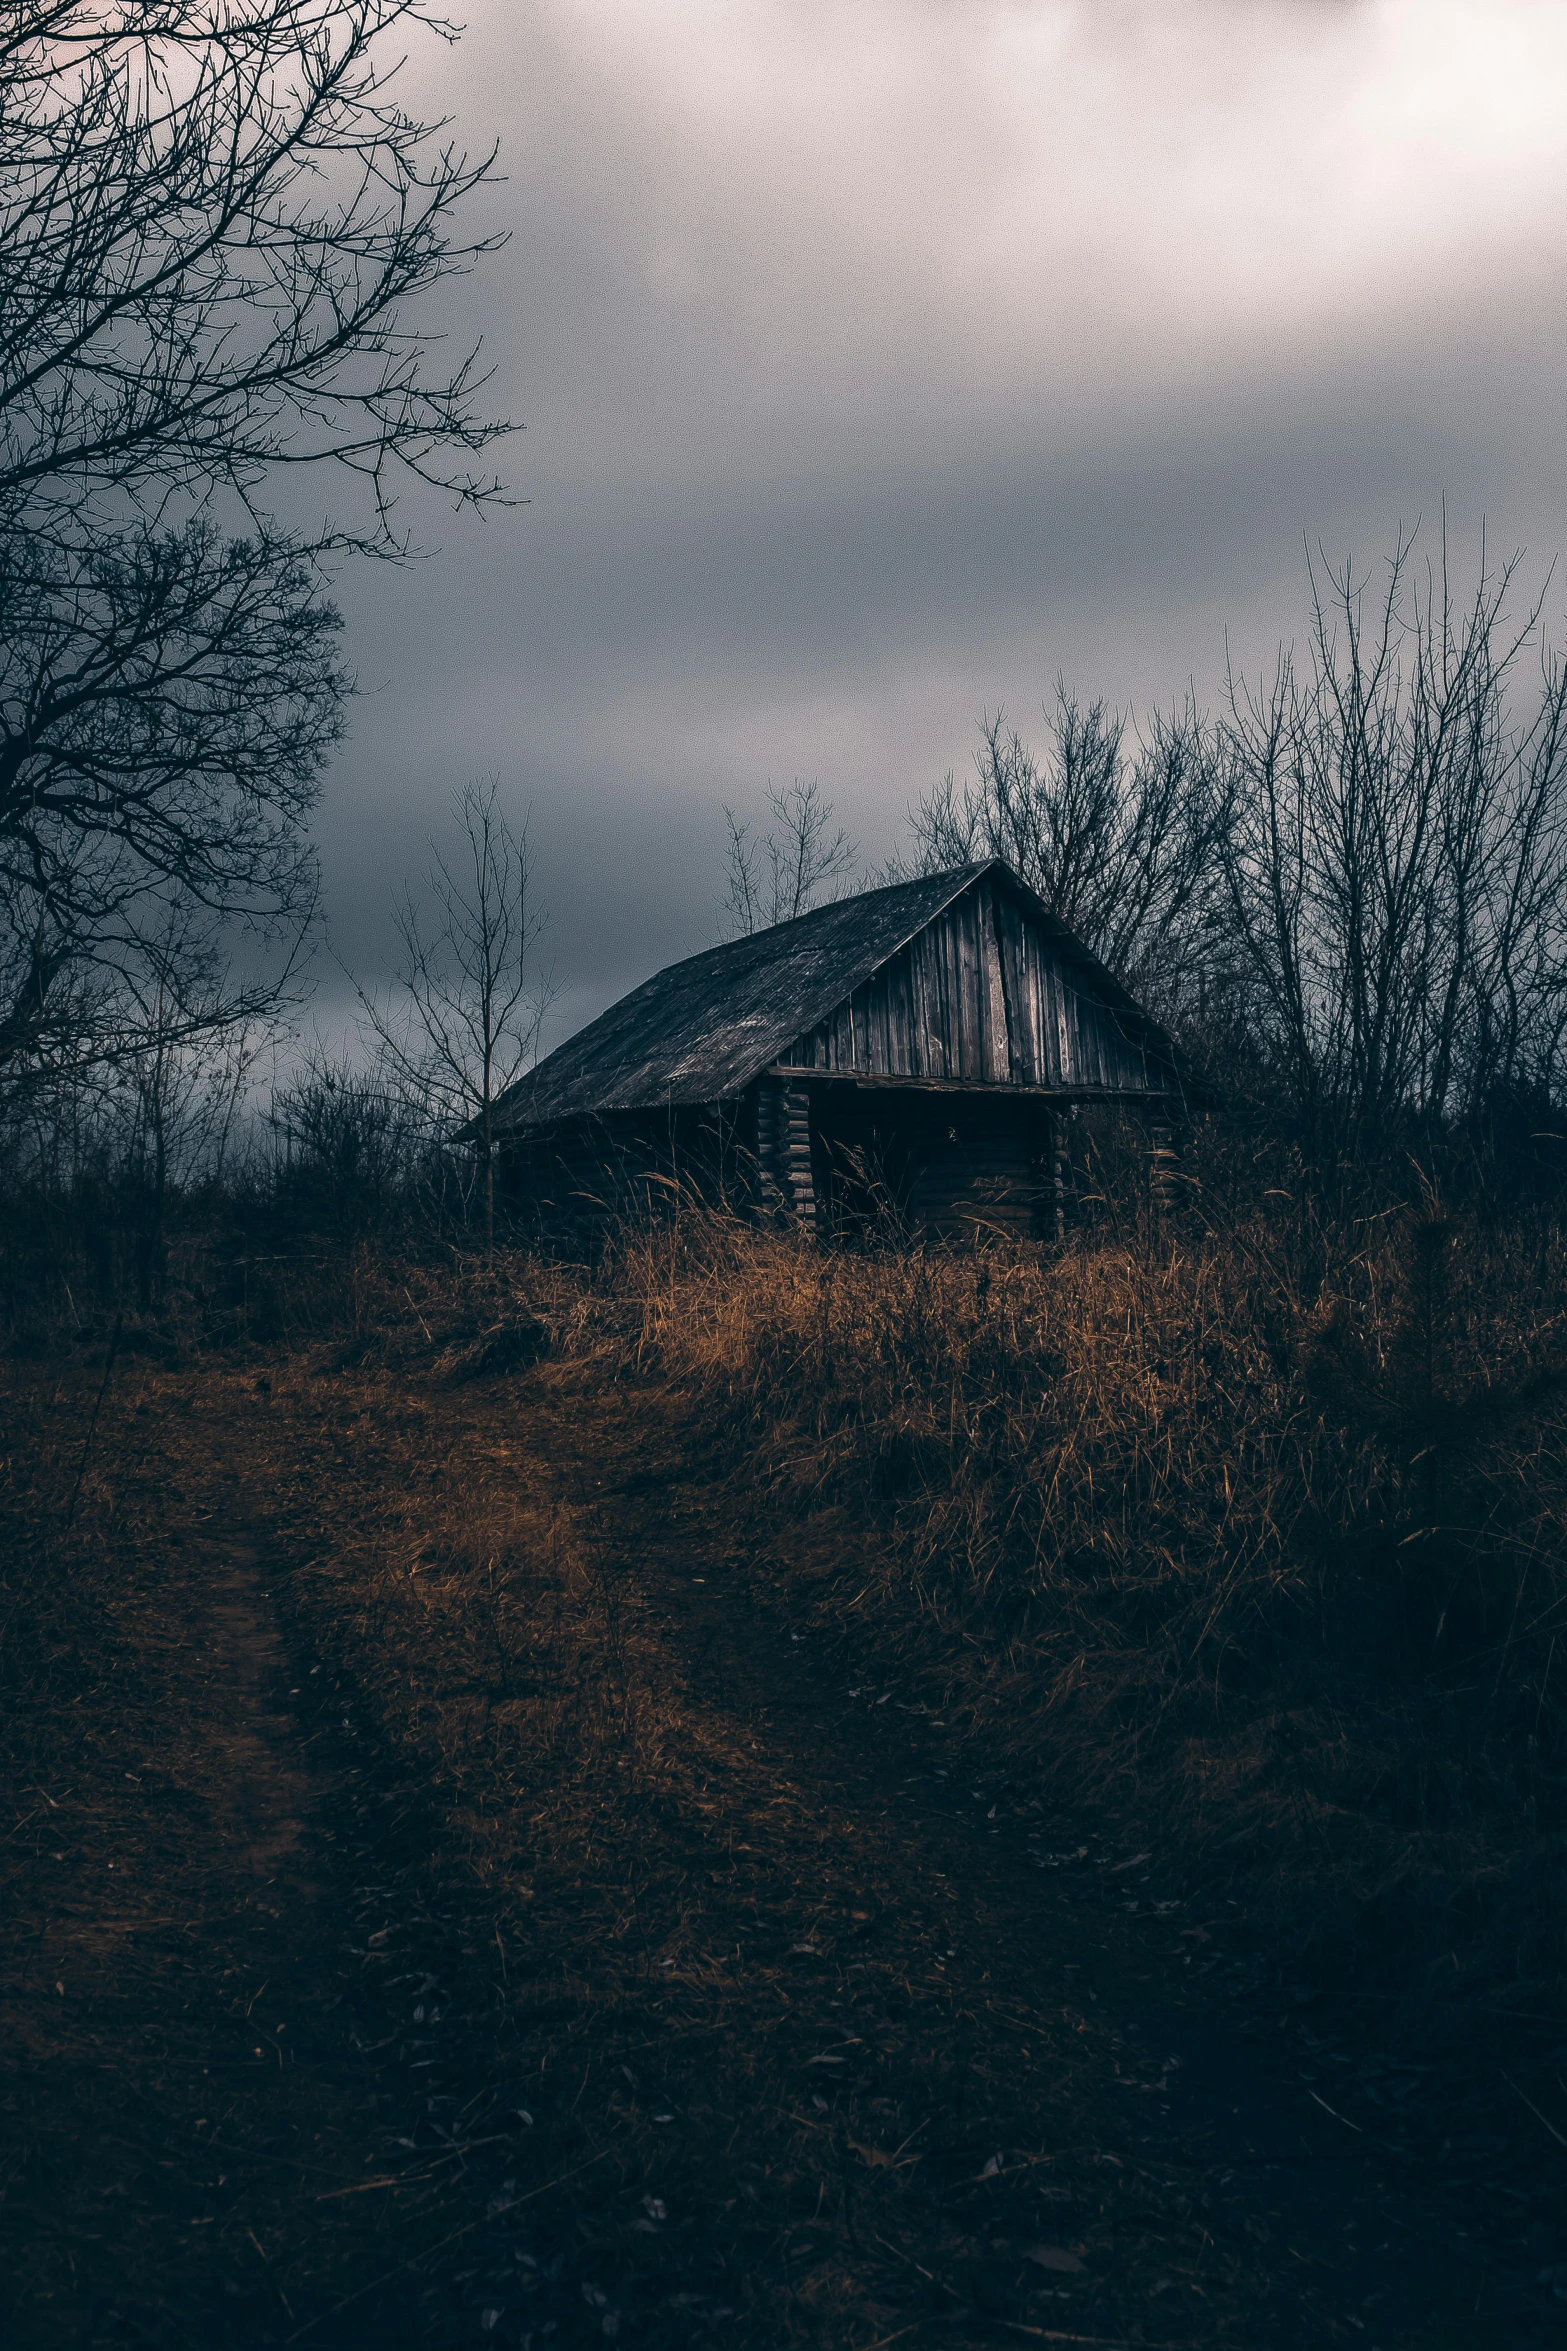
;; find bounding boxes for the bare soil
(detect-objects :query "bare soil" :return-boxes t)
[3,1337,1565,2347]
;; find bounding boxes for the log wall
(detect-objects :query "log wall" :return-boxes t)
[754,1076,817,1227]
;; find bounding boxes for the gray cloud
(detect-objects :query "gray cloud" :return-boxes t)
[312,0,1567,1053]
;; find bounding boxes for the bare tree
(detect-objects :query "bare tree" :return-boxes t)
[117,910,267,1298]
[900,541,1567,1151]
[0,1,511,1070]
[722,780,857,936]
[0,520,337,1059]
[0,895,270,1304]
[359,781,547,1243]
[1218,533,1567,1145]
[906,687,1224,1027]
[267,1038,420,1239]
[0,2,506,528]
[0,831,308,1092]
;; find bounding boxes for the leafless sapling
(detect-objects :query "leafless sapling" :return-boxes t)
[360,781,548,1244]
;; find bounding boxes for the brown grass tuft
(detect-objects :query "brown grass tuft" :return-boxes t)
[585,1151,1567,2001]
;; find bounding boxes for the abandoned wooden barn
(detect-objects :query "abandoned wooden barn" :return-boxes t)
[483,859,1192,1240]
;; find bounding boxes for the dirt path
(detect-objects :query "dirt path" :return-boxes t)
[6,1356,1565,2347]
[1,1386,529,2349]
[199,1532,324,1891]
[6,1507,346,2343]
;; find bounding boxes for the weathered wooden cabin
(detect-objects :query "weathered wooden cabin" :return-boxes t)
[485,860,1192,1241]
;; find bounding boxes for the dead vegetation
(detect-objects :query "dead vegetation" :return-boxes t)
[0,1283,1322,2347]
[585,1138,1567,2011]
[8,1157,1567,2342]
[148,1134,1567,2023]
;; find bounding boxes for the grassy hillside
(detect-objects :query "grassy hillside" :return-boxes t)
[8,1155,1567,2342]
[585,1148,1567,2007]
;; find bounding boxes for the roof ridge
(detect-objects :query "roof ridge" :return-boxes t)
[624,860,989,984]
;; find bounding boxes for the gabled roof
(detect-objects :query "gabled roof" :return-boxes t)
[482,860,1187,1138]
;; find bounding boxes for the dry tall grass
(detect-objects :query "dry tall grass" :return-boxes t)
[12,1157,1567,2338]
[592,1146,1567,2001]
[16,1138,1567,2015]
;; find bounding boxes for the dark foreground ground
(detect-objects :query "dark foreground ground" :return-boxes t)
[3,1335,1566,2347]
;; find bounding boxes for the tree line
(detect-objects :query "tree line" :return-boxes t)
[903,538,1567,1165]
[14,535,1567,1288]
[725,537,1567,1174]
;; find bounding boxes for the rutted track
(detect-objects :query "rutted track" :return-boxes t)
[4,1348,1563,2347]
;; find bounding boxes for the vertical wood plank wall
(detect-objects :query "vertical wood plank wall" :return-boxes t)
[777,871,1158,1092]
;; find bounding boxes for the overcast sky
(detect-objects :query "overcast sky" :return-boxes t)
[315,0,1567,1052]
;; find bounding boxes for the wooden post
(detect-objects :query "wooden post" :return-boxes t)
[1050,1112,1069,1243]
[1149,1119,1181,1217]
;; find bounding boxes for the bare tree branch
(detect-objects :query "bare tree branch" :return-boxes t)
[905,684,1225,1029]
[722,780,857,937]
[0,2,511,541]
[0,0,511,1089]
